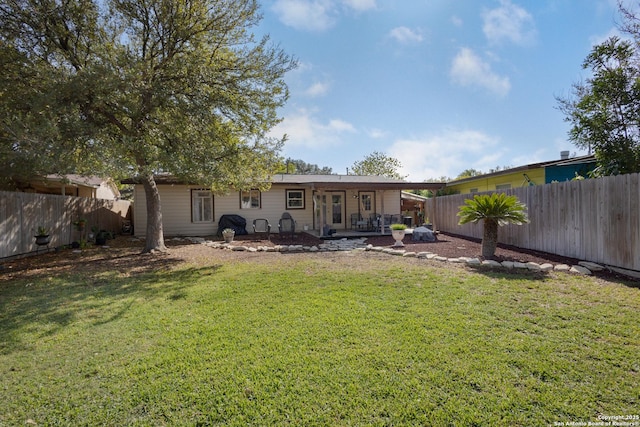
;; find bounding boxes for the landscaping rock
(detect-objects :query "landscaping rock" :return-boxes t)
[570,265,592,275]
[540,263,554,271]
[578,261,604,271]
[526,262,541,271]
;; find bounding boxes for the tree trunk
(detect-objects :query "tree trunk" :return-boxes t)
[482,218,498,258]
[141,174,167,253]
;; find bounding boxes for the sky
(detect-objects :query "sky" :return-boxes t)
[257,0,624,181]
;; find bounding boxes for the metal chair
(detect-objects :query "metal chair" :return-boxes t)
[278,212,296,240]
[252,218,271,241]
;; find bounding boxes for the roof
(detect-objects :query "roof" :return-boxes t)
[124,174,445,191]
[43,174,106,188]
[446,154,596,186]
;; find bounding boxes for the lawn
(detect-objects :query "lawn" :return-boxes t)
[0,251,638,426]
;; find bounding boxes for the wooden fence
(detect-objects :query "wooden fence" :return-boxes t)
[427,173,640,271]
[0,191,131,259]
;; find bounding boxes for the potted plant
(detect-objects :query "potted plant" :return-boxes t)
[390,223,407,247]
[73,218,87,231]
[95,230,109,245]
[222,228,235,243]
[34,226,51,246]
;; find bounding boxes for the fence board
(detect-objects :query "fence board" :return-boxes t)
[427,173,640,271]
[0,192,131,259]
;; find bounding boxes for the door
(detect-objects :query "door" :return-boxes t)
[319,192,345,229]
[329,193,344,229]
[358,191,376,224]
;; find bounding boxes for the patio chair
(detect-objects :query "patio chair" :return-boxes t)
[369,213,380,231]
[350,213,368,230]
[252,218,271,241]
[278,212,296,240]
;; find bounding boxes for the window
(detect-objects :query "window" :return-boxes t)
[240,189,261,209]
[286,189,305,209]
[470,188,479,193]
[495,183,512,191]
[360,194,372,211]
[192,189,213,222]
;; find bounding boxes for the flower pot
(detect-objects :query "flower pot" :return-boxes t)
[222,230,235,243]
[34,235,50,246]
[391,229,405,247]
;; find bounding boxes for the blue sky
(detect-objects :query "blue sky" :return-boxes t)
[258,0,623,181]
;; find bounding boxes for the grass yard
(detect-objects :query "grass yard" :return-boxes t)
[0,251,638,426]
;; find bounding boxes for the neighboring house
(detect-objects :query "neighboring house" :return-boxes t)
[446,153,596,194]
[125,174,443,237]
[16,174,121,200]
[401,191,430,227]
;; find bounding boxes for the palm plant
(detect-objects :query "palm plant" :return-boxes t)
[457,192,529,258]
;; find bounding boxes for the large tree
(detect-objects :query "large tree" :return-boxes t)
[557,35,640,176]
[0,0,295,252]
[350,151,406,179]
[557,1,640,176]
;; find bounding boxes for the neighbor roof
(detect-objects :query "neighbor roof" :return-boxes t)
[446,154,596,186]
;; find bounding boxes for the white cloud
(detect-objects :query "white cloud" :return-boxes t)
[272,0,336,32]
[388,26,424,44]
[387,129,503,181]
[482,0,537,46]
[304,81,331,97]
[450,47,511,97]
[451,15,463,27]
[342,0,376,12]
[272,0,375,31]
[367,128,387,139]
[269,109,356,149]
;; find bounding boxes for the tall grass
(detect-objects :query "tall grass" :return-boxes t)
[1,255,638,426]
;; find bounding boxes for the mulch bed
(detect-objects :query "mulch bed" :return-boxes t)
[2,231,636,284]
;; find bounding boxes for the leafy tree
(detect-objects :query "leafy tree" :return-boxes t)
[350,151,406,179]
[457,193,529,258]
[281,158,333,174]
[0,0,296,252]
[557,1,640,176]
[455,168,483,179]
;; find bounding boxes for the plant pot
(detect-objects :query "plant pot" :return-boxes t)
[34,235,50,246]
[391,229,405,247]
[95,232,108,245]
[222,231,235,243]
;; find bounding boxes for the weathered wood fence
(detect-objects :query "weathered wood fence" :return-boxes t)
[0,191,131,259]
[427,173,640,271]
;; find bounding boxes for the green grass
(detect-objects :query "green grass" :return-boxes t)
[1,255,638,426]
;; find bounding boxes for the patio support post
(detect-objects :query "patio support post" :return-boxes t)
[379,190,386,235]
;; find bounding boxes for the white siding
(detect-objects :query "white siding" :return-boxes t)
[132,183,402,237]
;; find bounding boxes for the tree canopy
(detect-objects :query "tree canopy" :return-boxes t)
[458,193,529,258]
[0,0,296,252]
[557,2,640,176]
[281,158,333,175]
[349,151,406,180]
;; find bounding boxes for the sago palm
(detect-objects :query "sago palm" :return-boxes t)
[457,192,529,258]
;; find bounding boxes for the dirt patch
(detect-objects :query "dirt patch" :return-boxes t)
[0,232,634,283]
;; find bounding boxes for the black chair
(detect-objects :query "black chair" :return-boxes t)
[278,213,296,240]
[252,218,272,240]
[369,213,380,231]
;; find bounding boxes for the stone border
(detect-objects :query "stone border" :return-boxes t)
[167,236,614,277]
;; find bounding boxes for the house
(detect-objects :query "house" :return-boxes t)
[125,174,444,237]
[445,153,596,194]
[15,174,121,200]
